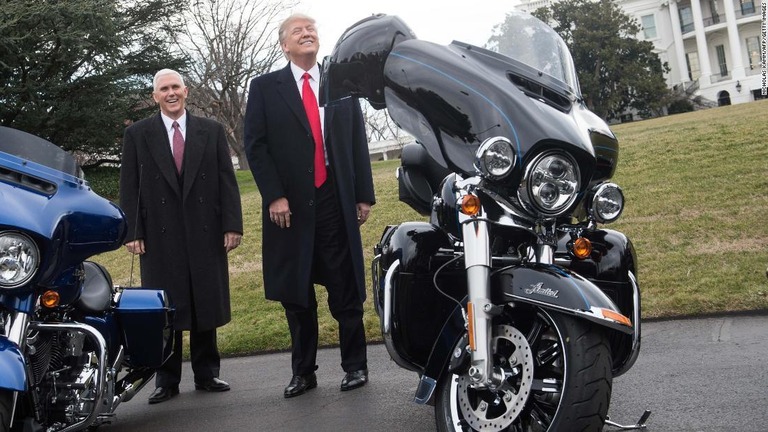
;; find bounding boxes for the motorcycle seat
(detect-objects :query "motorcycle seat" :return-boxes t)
[77,261,114,313]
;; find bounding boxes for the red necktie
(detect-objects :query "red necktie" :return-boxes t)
[302,73,326,187]
[172,121,184,174]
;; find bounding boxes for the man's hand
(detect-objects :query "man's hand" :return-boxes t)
[356,202,371,225]
[224,232,242,252]
[269,197,292,228]
[125,239,145,255]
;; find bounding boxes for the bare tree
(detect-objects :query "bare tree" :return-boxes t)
[361,102,408,144]
[180,0,296,170]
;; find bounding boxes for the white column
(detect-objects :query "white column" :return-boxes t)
[723,0,746,80]
[668,0,691,84]
[691,0,713,85]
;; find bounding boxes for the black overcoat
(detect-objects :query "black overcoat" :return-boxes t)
[244,64,375,307]
[119,112,243,331]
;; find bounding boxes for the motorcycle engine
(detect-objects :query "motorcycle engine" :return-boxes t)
[27,329,99,424]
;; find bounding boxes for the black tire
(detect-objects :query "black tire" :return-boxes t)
[0,389,12,432]
[435,308,612,431]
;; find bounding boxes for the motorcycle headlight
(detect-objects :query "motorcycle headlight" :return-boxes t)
[474,137,516,180]
[590,183,624,223]
[0,231,40,289]
[519,151,580,217]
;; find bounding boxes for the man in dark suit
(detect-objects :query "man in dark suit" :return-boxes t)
[119,69,243,404]
[244,13,375,398]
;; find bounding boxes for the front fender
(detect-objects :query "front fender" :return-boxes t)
[0,337,27,391]
[416,264,636,404]
[496,264,634,335]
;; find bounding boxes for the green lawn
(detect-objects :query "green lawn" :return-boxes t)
[93,100,768,356]
[609,100,768,318]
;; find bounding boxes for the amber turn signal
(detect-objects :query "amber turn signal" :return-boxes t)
[571,237,592,260]
[601,308,632,327]
[41,290,60,309]
[460,194,481,216]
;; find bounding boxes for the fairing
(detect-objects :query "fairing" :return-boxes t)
[321,14,416,109]
[0,127,127,296]
[382,40,600,175]
[322,12,619,183]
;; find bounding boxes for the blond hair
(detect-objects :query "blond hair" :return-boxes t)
[278,13,316,44]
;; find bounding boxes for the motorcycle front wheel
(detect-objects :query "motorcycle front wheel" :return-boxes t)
[0,389,12,432]
[435,308,612,431]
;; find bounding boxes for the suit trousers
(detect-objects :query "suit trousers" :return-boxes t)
[282,174,367,376]
[155,328,221,387]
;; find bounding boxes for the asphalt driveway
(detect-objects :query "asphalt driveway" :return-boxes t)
[102,313,768,432]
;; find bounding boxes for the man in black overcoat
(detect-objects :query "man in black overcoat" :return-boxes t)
[244,13,375,398]
[119,69,244,404]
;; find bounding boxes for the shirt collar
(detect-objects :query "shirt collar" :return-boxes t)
[290,62,320,83]
[160,111,187,131]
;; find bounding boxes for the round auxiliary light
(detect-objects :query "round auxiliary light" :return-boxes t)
[474,137,516,179]
[590,183,624,224]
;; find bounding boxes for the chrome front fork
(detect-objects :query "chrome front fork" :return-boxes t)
[460,210,558,388]
[460,216,497,388]
[4,311,30,427]
[5,310,29,350]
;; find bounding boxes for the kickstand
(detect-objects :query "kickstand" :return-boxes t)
[605,410,652,430]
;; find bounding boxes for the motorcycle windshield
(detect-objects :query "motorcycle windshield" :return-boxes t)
[488,12,580,97]
[0,126,82,178]
[383,11,593,175]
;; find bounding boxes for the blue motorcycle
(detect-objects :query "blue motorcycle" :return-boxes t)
[0,126,173,431]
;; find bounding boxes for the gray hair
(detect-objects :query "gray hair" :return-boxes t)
[153,69,185,91]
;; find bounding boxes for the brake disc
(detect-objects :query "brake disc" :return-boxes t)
[457,324,534,430]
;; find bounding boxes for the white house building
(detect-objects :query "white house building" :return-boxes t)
[517,0,765,107]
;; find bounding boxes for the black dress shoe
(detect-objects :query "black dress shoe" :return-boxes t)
[340,369,368,391]
[284,373,317,398]
[194,377,231,392]
[148,386,179,404]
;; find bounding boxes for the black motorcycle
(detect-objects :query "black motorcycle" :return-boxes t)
[0,127,174,431]
[322,12,646,431]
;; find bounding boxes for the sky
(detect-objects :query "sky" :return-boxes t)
[295,1,520,59]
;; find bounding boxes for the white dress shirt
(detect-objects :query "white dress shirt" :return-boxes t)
[160,112,187,157]
[290,63,329,166]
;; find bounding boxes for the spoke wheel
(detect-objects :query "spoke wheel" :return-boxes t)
[436,308,612,431]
